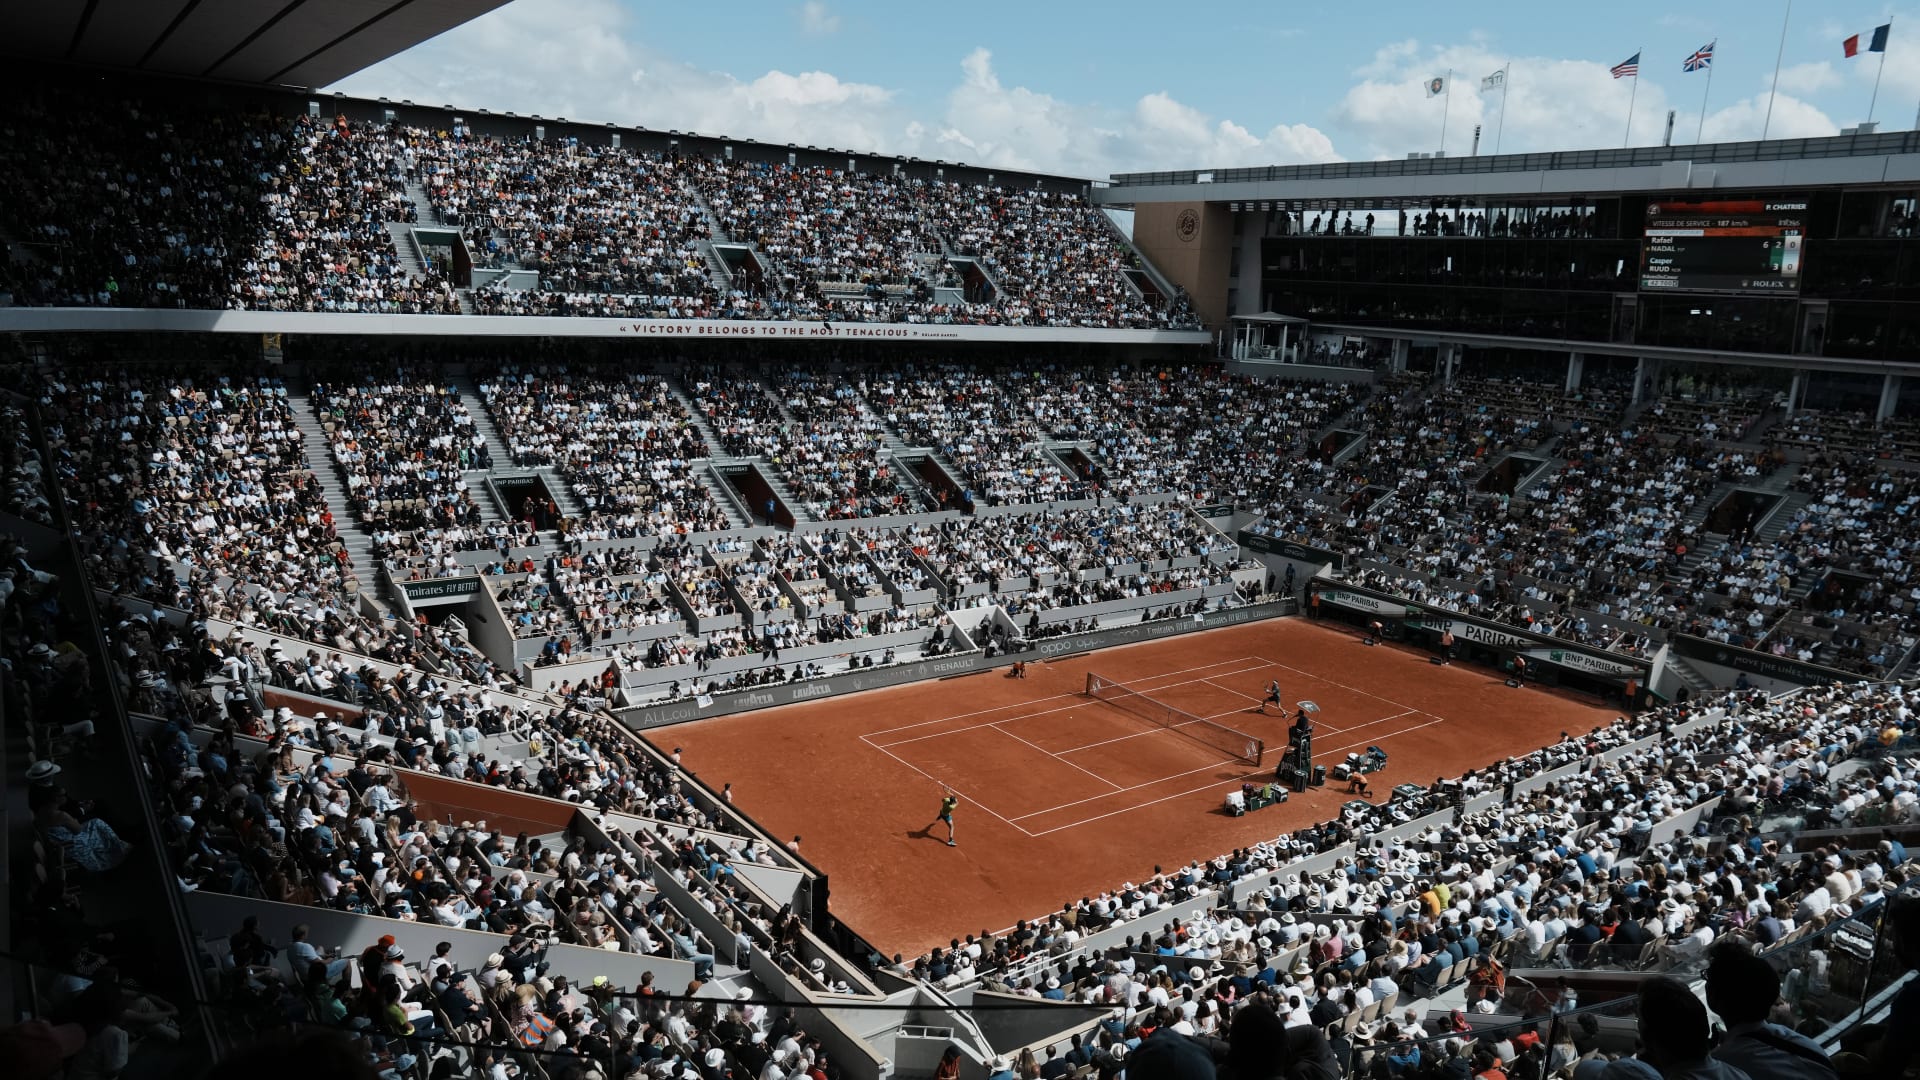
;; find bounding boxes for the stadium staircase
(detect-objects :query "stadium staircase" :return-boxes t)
[404,179,439,225]
[662,381,753,530]
[1664,651,1720,698]
[1094,207,1182,300]
[926,227,1009,301]
[686,187,731,243]
[383,222,431,281]
[440,366,518,522]
[286,387,383,596]
[696,240,734,292]
[875,429,963,506]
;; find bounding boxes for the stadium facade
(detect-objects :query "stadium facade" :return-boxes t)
[6,20,1919,1080]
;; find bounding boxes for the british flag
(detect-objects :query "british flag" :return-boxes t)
[1683,40,1715,72]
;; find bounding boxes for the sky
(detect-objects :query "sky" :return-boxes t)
[327,0,1920,178]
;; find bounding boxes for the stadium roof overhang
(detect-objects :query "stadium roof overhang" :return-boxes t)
[0,308,1214,348]
[1308,322,1912,379]
[1,0,510,89]
[1094,132,1920,207]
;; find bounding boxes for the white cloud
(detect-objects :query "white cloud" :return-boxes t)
[797,2,840,36]
[1775,61,1839,96]
[333,0,900,151]
[1334,42,1683,157]
[327,0,1342,177]
[1697,92,1838,142]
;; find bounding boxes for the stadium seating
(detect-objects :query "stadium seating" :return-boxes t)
[0,81,1190,328]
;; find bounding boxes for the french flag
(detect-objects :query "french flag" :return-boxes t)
[1843,23,1891,58]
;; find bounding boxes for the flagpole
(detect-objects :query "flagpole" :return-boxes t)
[1495,63,1510,155]
[1440,67,1453,153]
[1695,50,1715,144]
[1869,17,1894,124]
[1624,46,1641,146]
[1763,0,1791,139]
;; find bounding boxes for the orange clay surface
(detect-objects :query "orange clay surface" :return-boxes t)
[643,616,1617,958]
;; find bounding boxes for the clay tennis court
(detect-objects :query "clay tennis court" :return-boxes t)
[644,616,1617,958]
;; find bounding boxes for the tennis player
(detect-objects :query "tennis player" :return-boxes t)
[932,787,960,846]
[1262,679,1285,715]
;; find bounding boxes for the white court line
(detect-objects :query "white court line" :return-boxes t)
[857,734,1036,838]
[1254,658,1429,717]
[991,722,1122,791]
[858,655,1267,739]
[1319,716,1450,757]
[1026,774,1243,837]
[857,691,1076,737]
[1201,676,1267,705]
[1009,758,1240,822]
[874,662,1271,749]
[1055,705,1264,754]
[1305,708,1418,742]
[1027,714,1453,836]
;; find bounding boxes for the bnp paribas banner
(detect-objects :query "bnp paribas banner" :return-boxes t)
[1524,646,1645,679]
[1310,582,1650,684]
[1313,588,1423,618]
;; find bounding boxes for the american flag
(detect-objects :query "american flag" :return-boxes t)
[1610,51,1640,79]
[1683,40,1715,72]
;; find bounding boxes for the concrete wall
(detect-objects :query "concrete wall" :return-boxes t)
[185,890,705,990]
[1132,202,1234,328]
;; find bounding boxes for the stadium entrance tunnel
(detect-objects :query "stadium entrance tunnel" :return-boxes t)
[1704,487,1781,535]
[1478,453,1547,495]
[906,455,969,512]
[719,463,796,528]
[1318,428,1362,463]
[492,473,566,529]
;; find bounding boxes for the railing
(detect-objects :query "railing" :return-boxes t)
[1109,130,1920,188]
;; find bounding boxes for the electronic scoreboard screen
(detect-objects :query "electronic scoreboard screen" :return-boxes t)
[1639,198,1805,295]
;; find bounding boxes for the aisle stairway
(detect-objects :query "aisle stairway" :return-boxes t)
[287,389,381,588]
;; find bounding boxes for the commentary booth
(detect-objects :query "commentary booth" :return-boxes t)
[1304,580,1651,707]
[1227,312,1311,363]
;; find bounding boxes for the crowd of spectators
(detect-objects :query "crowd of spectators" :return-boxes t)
[0,82,278,308]
[311,365,485,530]
[477,364,729,538]
[1,81,1191,327]
[694,365,924,520]
[238,116,458,314]
[414,131,714,299]
[871,364,1087,506]
[933,680,1920,1076]
[0,82,458,314]
[44,368,362,628]
[922,182,1173,328]
[687,158,934,301]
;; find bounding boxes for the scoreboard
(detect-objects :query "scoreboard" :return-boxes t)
[1639,198,1805,295]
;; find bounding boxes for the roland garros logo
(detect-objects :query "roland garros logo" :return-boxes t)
[1176,209,1199,242]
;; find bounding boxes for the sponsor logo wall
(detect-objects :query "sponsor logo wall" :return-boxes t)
[400,576,483,601]
[1309,583,1650,685]
[618,600,1294,729]
[1236,531,1347,569]
[1670,633,1857,687]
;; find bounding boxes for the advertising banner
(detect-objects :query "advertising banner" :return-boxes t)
[618,600,1294,729]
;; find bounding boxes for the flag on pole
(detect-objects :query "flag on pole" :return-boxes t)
[1481,69,1505,91]
[1427,75,1448,96]
[1842,23,1891,57]
[1683,41,1715,72]
[1611,51,1641,78]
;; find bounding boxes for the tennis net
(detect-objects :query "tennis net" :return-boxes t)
[1084,672,1263,767]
